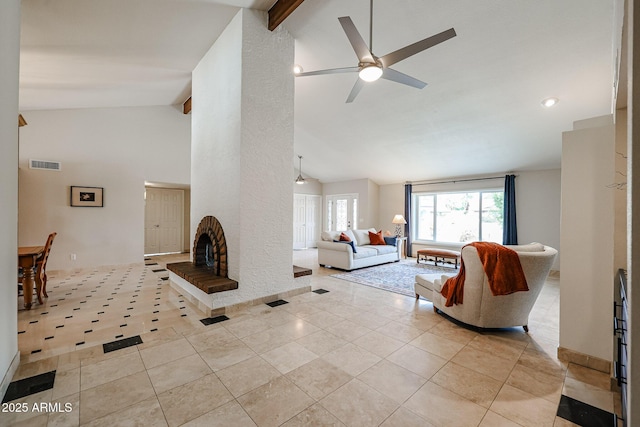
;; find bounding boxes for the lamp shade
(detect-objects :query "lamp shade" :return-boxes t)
[392,214,407,224]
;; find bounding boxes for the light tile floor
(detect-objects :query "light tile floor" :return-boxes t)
[2,250,621,426]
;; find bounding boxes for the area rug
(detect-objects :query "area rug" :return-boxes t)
[330,260,459,297]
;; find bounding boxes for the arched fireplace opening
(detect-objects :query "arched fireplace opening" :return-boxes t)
[192,215,229,278]
[167,215,237,294]
[195,234,218,272]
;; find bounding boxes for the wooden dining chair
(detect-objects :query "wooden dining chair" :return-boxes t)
[36,232,56,299]
[18,232,57,301]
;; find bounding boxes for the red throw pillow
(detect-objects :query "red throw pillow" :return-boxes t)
[339,232,351,242]
[368,230,386,245]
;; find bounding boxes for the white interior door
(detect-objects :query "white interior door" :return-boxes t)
[293,194,307,249]
[145,187,184,255]
[305,195,321,248]
[144,189,161,254]
[293,194,322,249]
[326,194,358,231]
[160,189,183,253]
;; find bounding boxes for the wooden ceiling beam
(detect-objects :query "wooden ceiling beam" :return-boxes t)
[183,97,191,115]
[268,0,305,31]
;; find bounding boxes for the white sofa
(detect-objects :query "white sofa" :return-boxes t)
[415,242,557,331]
[317,228,401,271]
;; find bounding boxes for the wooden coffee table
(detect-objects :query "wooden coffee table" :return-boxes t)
[417,248,460,269]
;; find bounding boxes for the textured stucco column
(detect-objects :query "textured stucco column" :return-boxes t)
[191,8,297,309]
[0,0,21,398]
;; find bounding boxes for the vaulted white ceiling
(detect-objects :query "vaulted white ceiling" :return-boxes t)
[19,0,615,185]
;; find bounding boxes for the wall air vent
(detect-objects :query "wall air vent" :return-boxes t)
[29,159,61,171]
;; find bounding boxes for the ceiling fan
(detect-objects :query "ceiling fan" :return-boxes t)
[295,0,456,103]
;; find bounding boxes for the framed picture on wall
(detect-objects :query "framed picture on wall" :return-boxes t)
[70,186,104,207]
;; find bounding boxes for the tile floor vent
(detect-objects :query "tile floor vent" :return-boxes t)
[29,159,61,171]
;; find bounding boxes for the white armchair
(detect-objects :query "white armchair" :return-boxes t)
[419,243,557,331]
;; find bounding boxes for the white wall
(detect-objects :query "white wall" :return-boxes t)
[379,183,405,234]
[629,3,640,420]
[323,178,379,229]
[0,0,20,398]
[560,115,615,362]
[368,179,380,229]
[293,177,322,196]
[628,2,640,417]
[18,106,191,271]
[191,9,297,309]
[615,108,628,270]
[378,170,561,268]
[516,169,561,270]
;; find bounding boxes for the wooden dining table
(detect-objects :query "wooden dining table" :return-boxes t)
[18,245,44,309]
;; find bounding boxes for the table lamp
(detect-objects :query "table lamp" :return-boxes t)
[392,214,406,237]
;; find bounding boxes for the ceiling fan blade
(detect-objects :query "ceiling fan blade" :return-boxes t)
[379,28,456,68]
[382,68,427,89]
[346,78,365,103]
[338,16,374,62]
[296,67,359,77]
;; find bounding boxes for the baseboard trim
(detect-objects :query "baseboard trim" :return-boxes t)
[0,350,21,402]
[557,346,611,375]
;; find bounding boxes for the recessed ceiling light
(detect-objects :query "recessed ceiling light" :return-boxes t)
[541,97,559,107]
[293,64,303,75]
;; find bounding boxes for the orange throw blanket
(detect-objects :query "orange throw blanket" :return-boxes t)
[440,242,528,307]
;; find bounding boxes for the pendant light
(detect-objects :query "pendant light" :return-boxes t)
[295,155,306,185]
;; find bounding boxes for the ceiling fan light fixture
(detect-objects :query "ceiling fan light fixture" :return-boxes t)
[294,0,455,102]
[359,64,383,82]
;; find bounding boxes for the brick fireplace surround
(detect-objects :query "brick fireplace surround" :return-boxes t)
[167,216,238,294]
